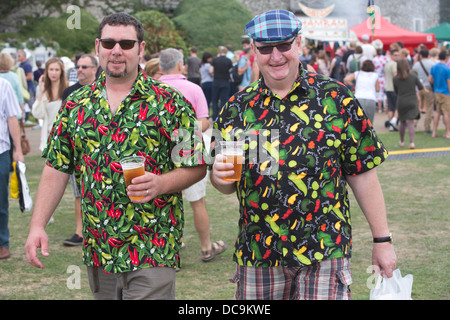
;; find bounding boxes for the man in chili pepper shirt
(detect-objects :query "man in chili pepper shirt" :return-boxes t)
[210,10,397,300]
[25,13,206,300]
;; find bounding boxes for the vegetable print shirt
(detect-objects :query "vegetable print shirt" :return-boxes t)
[43,69,205,273]
[213,64,387,268]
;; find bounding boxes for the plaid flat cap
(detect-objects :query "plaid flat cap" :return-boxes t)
[245,10,302,43]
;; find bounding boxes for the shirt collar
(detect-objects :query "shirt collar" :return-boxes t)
[159,74,187,81]
[258,63,308,99]
[94,66,149,97]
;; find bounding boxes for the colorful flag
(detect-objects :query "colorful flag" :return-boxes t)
[367,0,376,38]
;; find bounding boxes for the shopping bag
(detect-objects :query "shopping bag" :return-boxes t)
[15,161,33,212]
[370,269,413,300]
[10,162,19,199]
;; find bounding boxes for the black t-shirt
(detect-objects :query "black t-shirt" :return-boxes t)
[211,55,232,82]
[62,82,83,101]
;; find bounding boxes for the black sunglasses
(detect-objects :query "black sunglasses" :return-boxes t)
[75,65,95,69]
[255,37,297,55]
[99,39,139,50]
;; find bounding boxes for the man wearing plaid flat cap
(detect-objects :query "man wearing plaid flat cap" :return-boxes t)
[210,9,397,300]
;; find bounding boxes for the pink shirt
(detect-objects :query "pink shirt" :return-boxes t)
[159,74,209,119]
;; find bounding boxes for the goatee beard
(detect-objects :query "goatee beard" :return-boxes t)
[106,68,127,78]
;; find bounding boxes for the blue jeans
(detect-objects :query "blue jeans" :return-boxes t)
[0,151,11,248]
[201,81,212,113]
[211,81,230,121]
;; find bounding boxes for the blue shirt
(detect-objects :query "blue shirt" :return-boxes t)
[20,60,35,93]
[430,62,450,95]
[238,56,251,87]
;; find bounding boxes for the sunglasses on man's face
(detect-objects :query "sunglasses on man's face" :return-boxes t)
[255,37,297,55]
[75,65,94,70]
[99,39,139,50]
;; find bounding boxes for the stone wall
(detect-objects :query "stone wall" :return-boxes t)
[236,0,290,16]
[375,0,440,31]
[1,0,441,33]
[237,0,440,31]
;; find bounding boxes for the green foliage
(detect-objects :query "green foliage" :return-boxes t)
[0,0,90,18]
[15,9,99,57]
[172,0,253,53]
[135,10,187,55]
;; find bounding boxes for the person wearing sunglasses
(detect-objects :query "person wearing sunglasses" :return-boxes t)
[210,9,397,300]
[25,12,207,300]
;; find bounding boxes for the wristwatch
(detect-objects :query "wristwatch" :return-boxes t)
[373,233,393,244]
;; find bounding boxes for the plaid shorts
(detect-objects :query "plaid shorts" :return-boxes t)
[230,258,352,300]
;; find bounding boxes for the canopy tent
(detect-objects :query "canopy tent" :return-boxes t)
[350,13,436,53]
[424,22,450,42]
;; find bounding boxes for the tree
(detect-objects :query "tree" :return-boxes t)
[135,10,186,55]
[172,0,253,53]
[100,0,179,16]
[0,0,91,32]
[15,9,99,57]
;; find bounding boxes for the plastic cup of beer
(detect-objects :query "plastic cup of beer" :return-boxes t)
[120,155,145,200]
[219,140,244,181]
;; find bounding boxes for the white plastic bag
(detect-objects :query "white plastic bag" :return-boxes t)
[370,269,413,300]
[16,161,33,212]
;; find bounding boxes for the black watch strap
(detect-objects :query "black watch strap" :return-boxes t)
[373,233,392,244]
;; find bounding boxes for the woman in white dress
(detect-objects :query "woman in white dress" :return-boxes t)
[344,59,380,123]
[32,57,68,151]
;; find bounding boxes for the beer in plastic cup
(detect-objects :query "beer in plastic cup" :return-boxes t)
[219,141,244,181]
[120,155,145,200]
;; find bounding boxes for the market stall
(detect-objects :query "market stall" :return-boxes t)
[350,13,436,52]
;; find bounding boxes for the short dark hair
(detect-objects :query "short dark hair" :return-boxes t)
[361,59,375,72]
[438,50,448,61]
[98,12,144,42]
[419,48,429,58]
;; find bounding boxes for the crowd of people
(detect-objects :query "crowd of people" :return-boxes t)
[0,9,449,300]
[142,39,261,121]
[143,30,450,150]
[302,37,450,147]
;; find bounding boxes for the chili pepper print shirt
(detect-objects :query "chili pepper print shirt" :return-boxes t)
[213,63,388,268]
[43,68,205,273]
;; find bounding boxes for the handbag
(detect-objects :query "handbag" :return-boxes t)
[370,269,413,300]
[15,67,30,101]
[21,135,31,155]
[19,120,30,155]
[21,86,30,101]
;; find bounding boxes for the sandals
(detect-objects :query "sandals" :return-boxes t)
[202,240,227,262]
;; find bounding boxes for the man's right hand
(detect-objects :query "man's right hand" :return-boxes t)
[25,228,50,269]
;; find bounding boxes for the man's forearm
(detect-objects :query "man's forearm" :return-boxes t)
[161,164,207,195]
[346,169,390,238]
[7,116,23,159]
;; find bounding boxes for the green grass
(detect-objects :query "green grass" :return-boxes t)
[1,129,449,300]
[377,128,450,152]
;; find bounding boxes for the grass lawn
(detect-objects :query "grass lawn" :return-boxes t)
[1,129,449,300]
